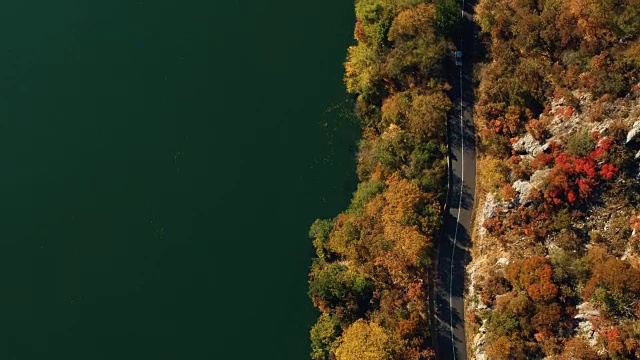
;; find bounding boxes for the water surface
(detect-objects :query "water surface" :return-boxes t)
[0,1,356,358]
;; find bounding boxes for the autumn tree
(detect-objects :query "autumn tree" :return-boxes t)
[484,335,526,360]
[334,320,399,360]
[310,0,460,357]
[376,174,439,277]
[354,0,396,49]
[505,257,558,302]
[386,3,449,85]
[557,338,599,360]
[474,0,640,355]
[583,256,640,316]
[380,90,451,142]
[326,214,360,261]
[345,43,384,102]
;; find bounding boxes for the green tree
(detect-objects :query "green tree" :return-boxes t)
[308,263,373,316]
[435,0,460,36]
[408,140,447,194]
[348,180,385,215]
[310,313,341,360]
[616,0,640,36]
[368,125,412,174]
[354,0,397,49]
[310,218,335,259]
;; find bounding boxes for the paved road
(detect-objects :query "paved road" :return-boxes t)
[433,0,477,359]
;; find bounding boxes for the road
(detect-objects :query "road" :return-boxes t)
[433,0,477,359]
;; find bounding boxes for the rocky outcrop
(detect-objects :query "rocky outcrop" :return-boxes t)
[512,133,544,156]
[574,302,600,347]
[627,120,640,144]
[530,168,550,189]
[480,194,496,237]
[512,180,532,205]
[473,322,487,360]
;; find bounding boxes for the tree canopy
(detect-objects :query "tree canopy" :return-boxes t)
[309,0,458,358]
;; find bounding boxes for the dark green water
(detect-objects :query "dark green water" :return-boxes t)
[0,1,357,359]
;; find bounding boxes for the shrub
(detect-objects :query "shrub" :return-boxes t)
[551,208,571,232]
[555,230,582,253]
[566,130,595,157]
[478,157,509,193]
[525,118,549,141]
[500,184,517,201]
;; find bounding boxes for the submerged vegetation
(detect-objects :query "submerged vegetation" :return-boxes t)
[308,0,459,359]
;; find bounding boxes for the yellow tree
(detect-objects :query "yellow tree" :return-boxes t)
[380,90,450,142]
[386,3,448,83]
[335,320,398,360]
[406,91,450,142]
[344,43,383,101]
[379,174,436,279]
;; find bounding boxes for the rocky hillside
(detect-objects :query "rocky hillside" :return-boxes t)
[470,90,640,359]
[469,0,640,358]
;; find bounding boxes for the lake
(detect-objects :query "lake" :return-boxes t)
[0,1,357,358]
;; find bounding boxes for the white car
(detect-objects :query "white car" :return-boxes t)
[455,51,462,66]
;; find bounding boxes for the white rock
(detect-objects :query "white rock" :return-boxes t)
[513,133,544,156]
[496,257,509,266]
[478,194,497,238]
[575,302,600,318]
[575,302,600,347]
[483,193,496,221]
[530,168,551,189]
[540,142,550,153]
[473,321,488,360]
[592,122,609,135]
[512,180,532,204]
[531,168,551,181]
[626,120,640,144]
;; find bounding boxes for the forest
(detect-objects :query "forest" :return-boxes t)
[307,0,459,359]
[472,0,640,359]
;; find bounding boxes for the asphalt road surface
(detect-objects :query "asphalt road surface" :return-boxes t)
[433,0,477,359]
